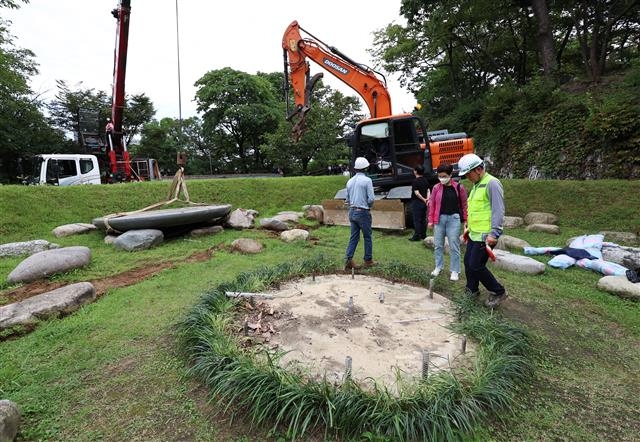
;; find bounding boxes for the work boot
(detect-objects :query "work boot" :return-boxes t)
[464,287,480,298]
[344,259,358,271]
[485,291,508,308]
[363,260,377,268]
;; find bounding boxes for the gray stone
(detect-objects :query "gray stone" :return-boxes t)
[0,282,96,330]
[490,249,546,275]
[0,240,59,258]
[274,211,302,223]
[7,246,91,284]
[52,223,97,238]
[190,225,224,237]
[503,216,524,228]
[259,218,289,231]
[226,208,257,229]
[526,223,560,234]
[303,205,324,223]
[597,276,640,300]
[231,238,263,254]
[600,231,638,245]
[113,229,164,251]
[280,229,309,242]
[602,244,640,269]
[496,235,530,251]
[104,235,118,244]
[524,212,558,225]
[423,236,451,253]
[0,400,20,442]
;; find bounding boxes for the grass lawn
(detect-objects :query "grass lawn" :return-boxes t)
[1,176,639,441]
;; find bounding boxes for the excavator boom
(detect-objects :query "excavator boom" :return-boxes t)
[282,20,392,137]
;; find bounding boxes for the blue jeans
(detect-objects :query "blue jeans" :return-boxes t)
[411,200,427,239]
[464,239,505,295]
[345,208,372,261]
[433,213,461,272]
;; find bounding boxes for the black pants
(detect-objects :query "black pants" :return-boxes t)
[464,239,505,295]
[411,200,427,239]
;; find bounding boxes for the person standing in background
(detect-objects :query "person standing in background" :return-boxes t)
[457,153,507,308]
[409,165,430,241]
[344,157,376,270]
[428,163,468,280]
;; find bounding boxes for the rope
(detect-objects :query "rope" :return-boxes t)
[101,167,206,233]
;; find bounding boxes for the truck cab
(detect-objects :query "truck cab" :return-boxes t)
[29,154,101,186]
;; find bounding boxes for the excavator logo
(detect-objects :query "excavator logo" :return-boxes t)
[323,58,349,75]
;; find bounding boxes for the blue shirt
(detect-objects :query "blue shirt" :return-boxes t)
[346,172,375,209]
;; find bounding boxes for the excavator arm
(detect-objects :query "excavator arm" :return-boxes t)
[282,20,392,140]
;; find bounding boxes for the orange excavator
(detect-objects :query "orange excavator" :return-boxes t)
[282,20,474,229]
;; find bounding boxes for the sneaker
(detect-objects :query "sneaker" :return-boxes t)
[485,291,509,308]
[450,271,459,281]
[430,267,442,277]
[408,236,421,242]
[363,260,377,268]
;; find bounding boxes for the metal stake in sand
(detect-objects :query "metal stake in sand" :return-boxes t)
[312,272,316,282]
[378,292,385,303]
[461,334,467,354]
[428,277,435,299]
[351,267,355,279]
[344,356,353,381]
[347,296,354,315]
[422,350,430,379]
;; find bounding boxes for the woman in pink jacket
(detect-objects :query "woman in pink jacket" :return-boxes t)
[428,163,468,281]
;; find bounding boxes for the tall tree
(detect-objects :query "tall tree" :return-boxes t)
[195,67,280,172]
[0,0,68,182]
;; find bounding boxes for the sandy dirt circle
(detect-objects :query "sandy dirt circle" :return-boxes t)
[240,274,474,391]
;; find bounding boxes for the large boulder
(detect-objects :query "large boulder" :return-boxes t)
[231,238,263,254]
[259,218,289,231]
[0,282,96,330]
[0,240,59,258]
[503,216,524,229]
[600,231,638,245]
[303,205,324,223]
[226,209,258,229]
[7,246,91,284]
[0,400,20,442]
[273,211,302,223]
[113,229,164,252]
[52,223,97,238]
[190,225,224,237]
[280,229,309,242]
[602,244,640,270]
[524,212,558,225]
[526,223,560,234]
[596,276,640,300]
[496,235,530,251]
[490,249,546,275]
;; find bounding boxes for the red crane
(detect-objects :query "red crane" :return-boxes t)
[105,0,132,181]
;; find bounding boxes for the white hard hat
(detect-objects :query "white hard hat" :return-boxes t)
[354,157,370,170]
[458,153,484,176]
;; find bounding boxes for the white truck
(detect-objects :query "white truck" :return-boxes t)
[27,154,101,186]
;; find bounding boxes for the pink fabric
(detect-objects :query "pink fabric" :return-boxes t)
[428,181,468,225]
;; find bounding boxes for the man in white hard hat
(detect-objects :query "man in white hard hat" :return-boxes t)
[458,153,507,308]
[344,157,376,270]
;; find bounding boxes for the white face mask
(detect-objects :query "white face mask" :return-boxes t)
[438,177,451,184]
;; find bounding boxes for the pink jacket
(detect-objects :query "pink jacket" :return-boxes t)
[428,181,468,225]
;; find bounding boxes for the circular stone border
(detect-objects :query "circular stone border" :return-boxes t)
[179,255,534,441]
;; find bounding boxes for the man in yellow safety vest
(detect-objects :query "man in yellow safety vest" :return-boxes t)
[458,154,508,308]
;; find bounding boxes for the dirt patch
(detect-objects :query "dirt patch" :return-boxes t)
[1,248,215,304]
[232,274,474,392]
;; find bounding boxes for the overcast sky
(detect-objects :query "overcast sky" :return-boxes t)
[6,0,415,121]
